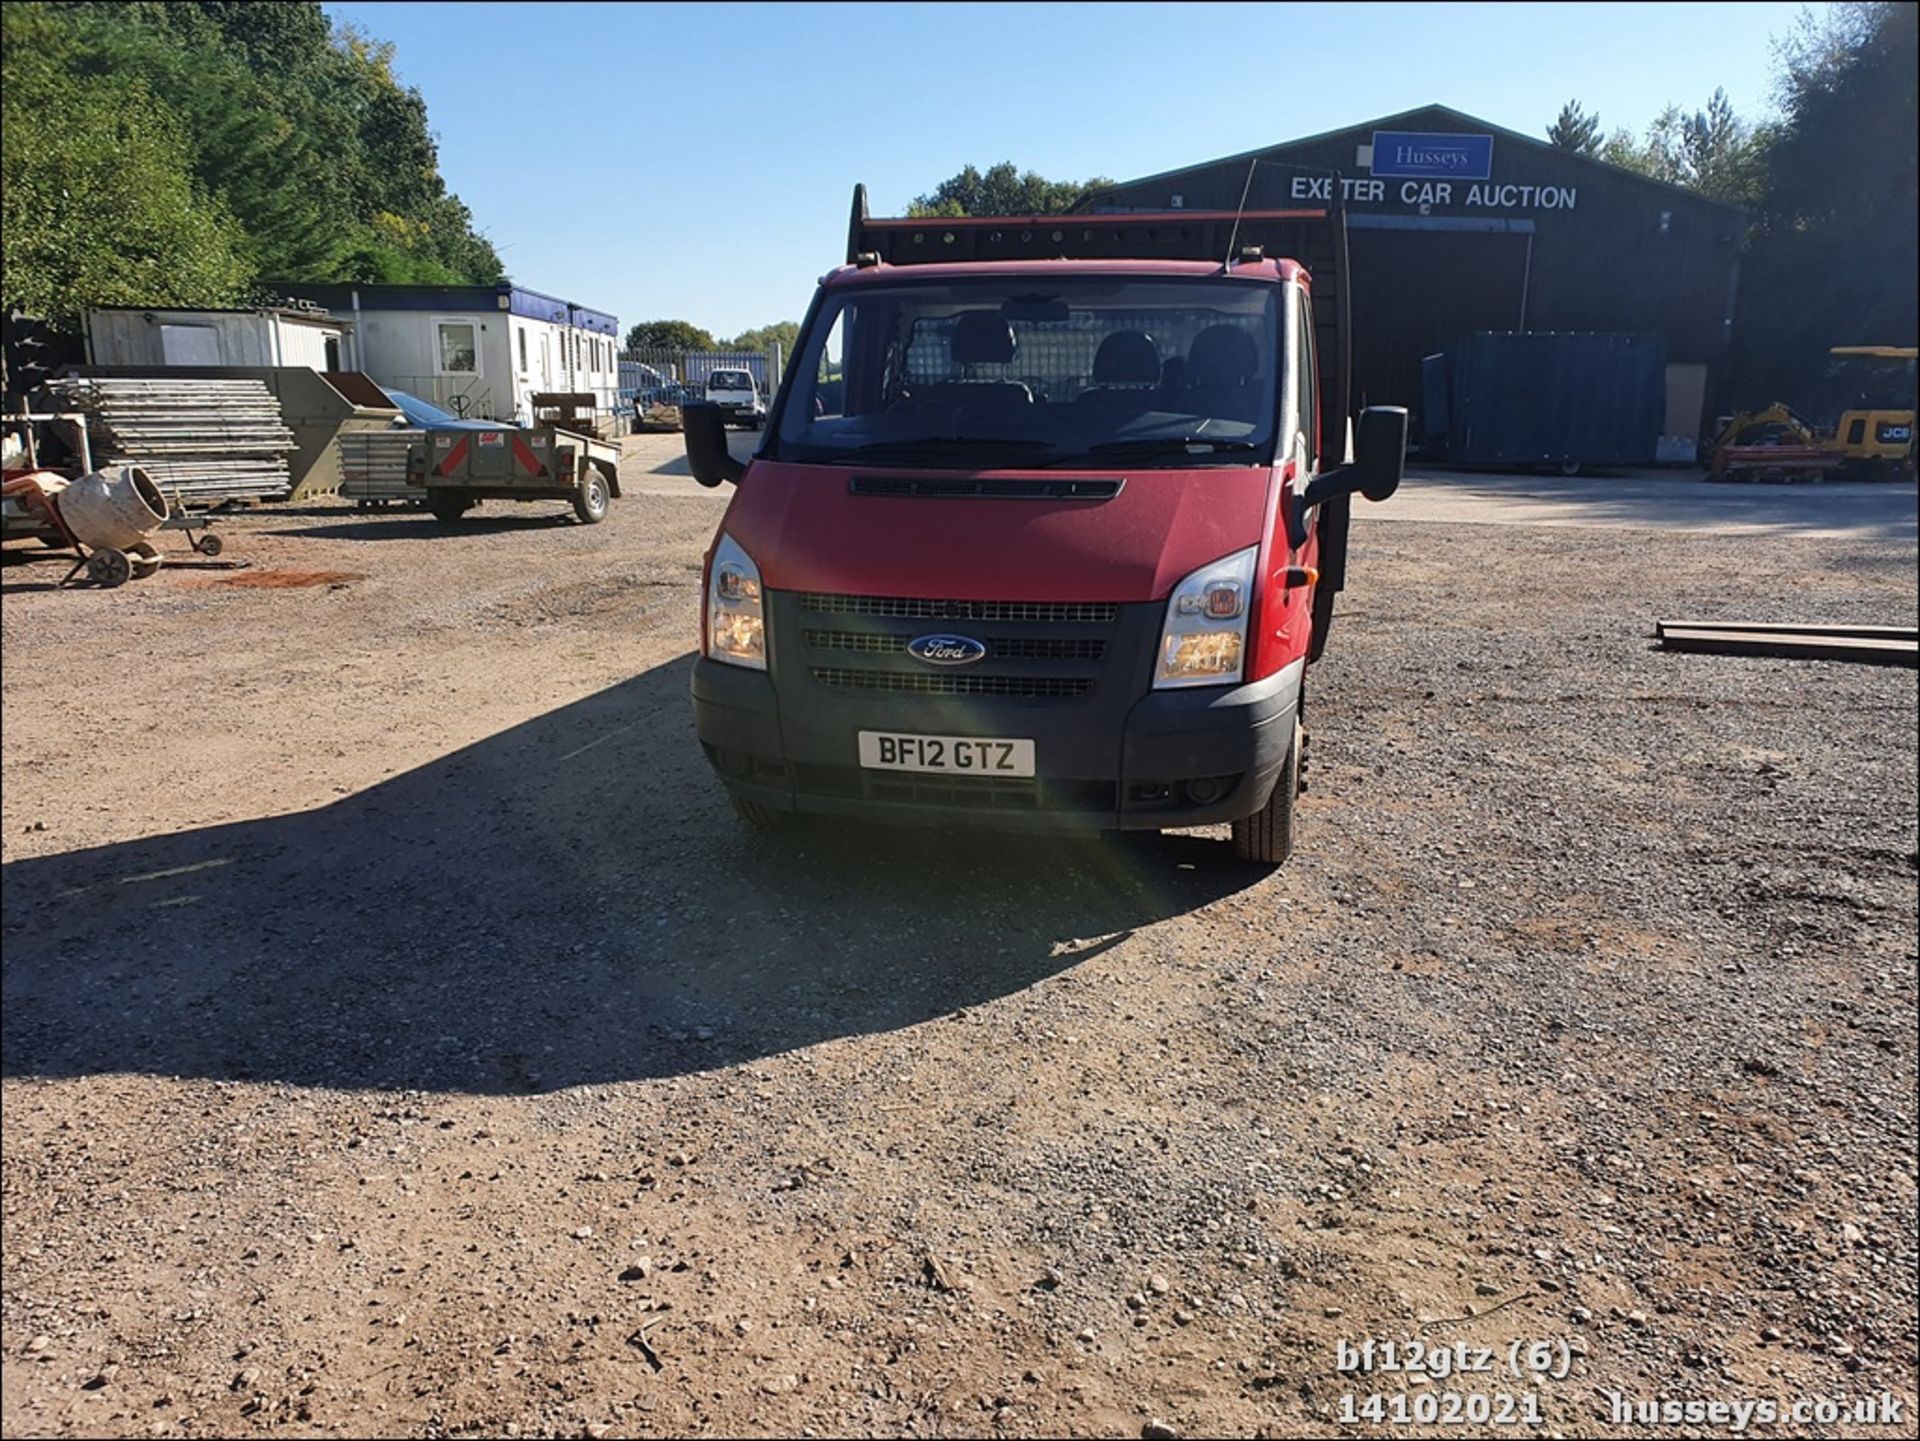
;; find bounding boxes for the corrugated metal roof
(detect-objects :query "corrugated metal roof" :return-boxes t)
[272,283,619,336]
[1078,103,1748,218]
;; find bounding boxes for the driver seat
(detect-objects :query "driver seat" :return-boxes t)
[916,311,1033,411]
[1186,325,1262,421]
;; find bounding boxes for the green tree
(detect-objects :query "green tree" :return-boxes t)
[730,321,800,358]
[0,0,502,325]
[1598,126,1659,177]
[625,320,718,353]
[1,61,250,327]
[1729,1,1918,403]
[1546,101,1603,156]
[908,162,1113,217]
[1678,89,1771,205]
[1586,90,1766,205]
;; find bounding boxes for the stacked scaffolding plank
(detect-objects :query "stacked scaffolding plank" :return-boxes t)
[46,377,296,504]
[337,430,420,503]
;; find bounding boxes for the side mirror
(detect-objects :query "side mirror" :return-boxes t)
[1350,405,1408,502]
[683,403,744,487]
[1288,406,1408,547]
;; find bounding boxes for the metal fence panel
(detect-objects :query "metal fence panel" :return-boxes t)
[619,348,783,417]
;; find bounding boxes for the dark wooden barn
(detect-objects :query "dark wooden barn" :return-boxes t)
[1078,104,1747,449]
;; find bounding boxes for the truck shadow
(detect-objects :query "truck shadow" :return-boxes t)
[260,510,581,542]
[1,656,1263,1094]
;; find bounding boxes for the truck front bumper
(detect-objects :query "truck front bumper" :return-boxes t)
[691,654,1300,832]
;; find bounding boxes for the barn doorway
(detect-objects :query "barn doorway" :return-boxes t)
[1347,220,1534,441]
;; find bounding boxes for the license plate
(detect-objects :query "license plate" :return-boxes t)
[858,731,1035,777]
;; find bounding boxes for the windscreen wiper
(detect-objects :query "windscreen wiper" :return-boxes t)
[1030,436,1264,467]
[1082,436,1262,457]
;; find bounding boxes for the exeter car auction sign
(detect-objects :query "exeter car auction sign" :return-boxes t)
[1285,131,1582,214]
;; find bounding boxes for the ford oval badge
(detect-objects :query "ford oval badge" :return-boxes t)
[907,633,987,667]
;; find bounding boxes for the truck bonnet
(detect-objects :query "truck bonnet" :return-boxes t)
[718,460,1275,603]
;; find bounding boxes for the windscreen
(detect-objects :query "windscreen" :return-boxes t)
[772,277,1282,468]
[708,371,753,389]
[1825,354,1917,415]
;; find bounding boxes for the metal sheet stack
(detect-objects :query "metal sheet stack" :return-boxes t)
[337,430,421,503]
[46,376,297,504]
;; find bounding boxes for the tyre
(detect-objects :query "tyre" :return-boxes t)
[85,547,133,588]
[729,792,795,830]
[426,490,471,524]
[572,467,611,525]
[1230,718,1301,866]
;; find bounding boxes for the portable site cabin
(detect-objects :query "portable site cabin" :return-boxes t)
[274,283,620,427]
[85,305,349,372]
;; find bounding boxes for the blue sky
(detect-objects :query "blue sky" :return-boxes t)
[325,1,1822,343]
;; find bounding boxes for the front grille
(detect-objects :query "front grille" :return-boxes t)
[803,629,1105,662]
[798,593,1118,625]
[809,667,1094,699]
[804,629,904,655]
[792,763,1116,814]
[989,636,1105,661]
[863,773,1115,812]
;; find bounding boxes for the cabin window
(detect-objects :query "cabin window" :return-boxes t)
[437,320,478,374]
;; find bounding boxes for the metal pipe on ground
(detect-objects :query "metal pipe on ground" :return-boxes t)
[1659,620,1918,641]
[1656,621,1919,667]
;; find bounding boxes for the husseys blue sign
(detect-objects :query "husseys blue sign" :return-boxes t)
[1371,131,1494,181]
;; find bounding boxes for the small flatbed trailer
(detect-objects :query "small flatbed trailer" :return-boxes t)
[406,421,620,525]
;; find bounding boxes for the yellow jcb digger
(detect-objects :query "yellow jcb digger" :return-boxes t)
[1711,346,1916,481]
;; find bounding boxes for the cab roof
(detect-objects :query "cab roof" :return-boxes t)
[834,183,1351,434]
[822,256,1308,289]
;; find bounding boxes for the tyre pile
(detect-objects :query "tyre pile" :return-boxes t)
[45,376,297,504]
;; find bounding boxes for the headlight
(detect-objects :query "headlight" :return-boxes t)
[705,531,766,669]
[1155,544,1257,689]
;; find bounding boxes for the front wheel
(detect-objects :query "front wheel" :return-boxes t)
[85,547,133,588]
[426,490,473,524]
[729,792,809,833]
[1230,718,1301,866]
[572,467,611,524]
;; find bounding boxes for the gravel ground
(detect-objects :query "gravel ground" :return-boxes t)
[2,463,1915,1439]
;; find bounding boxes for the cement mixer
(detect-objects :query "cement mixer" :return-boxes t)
[0,464,168,586]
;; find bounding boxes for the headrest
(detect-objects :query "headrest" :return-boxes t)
[1092,331,1160,385]
[1188,325,1259,387]
[951,311,1016,365]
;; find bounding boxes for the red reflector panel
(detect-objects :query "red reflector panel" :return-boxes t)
[511,436,547,475]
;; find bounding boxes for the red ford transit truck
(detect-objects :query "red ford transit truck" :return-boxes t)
[683,185,1405,865]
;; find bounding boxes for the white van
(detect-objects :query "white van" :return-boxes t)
[704,370,766,429]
